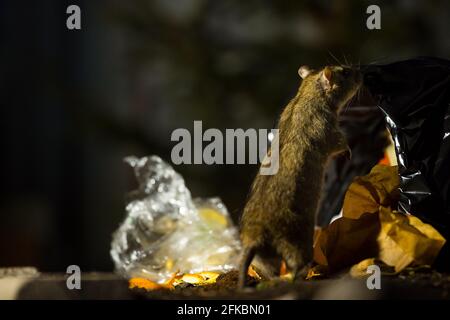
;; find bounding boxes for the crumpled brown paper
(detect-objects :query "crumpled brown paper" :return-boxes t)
[313,164,446,275]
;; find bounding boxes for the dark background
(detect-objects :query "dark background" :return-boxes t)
[1,0,449,272]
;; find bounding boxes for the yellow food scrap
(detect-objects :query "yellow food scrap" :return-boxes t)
[129,271,222,290]
[279,260,287,276]
[180,271,221,285]
[180,273,205,284]
[129,271,179,291]
[129,278,165,290]
[247,265,262,280]
[349,258,397,278]
[198,271,221,283]
[305,265,328,280]
[349,258,378,278]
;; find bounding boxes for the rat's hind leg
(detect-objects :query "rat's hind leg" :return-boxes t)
[252,251,282,280]
[238,243,280,288]
[238,246,256,289]
[275,237,312,281]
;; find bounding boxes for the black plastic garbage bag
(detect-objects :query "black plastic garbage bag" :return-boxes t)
[364,57,450,269]
[317,102,388,226]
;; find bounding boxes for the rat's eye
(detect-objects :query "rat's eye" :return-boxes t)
[342,69,350,77]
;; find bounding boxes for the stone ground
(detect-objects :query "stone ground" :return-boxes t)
[1,268,449,299]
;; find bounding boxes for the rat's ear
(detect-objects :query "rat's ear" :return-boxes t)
[298,65,312,79]
[320,66,333,90]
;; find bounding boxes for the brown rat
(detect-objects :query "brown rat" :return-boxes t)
[238,65,362,288]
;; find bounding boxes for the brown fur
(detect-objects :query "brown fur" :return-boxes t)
[238,65,362,288]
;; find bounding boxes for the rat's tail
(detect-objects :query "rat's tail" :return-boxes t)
[238,246,256,289]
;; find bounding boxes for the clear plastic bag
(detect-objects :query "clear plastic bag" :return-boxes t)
[110,155,241,282]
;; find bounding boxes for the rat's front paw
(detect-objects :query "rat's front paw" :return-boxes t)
[334,146,351,160]
[344,146,352,160]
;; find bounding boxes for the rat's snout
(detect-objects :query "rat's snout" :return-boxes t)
[352,67,362,79]
[362,65,382,87]
[353,69,363,86]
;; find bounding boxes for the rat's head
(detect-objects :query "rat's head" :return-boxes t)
[298,65,362,112]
